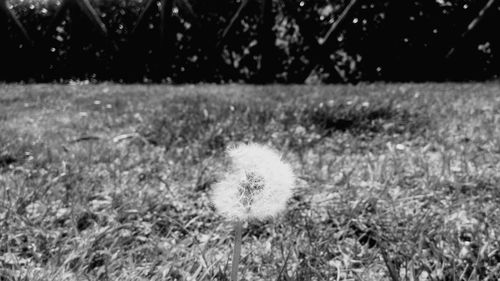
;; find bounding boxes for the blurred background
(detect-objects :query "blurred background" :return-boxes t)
[1,0,499,83]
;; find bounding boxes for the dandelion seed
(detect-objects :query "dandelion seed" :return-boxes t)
[211,143,296,281]
[238,171,265,210]
[211,143,296,221]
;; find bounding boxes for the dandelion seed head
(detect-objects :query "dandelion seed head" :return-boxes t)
[211,143,296,221]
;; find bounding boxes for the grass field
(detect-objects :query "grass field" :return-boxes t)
[0,83,499,281]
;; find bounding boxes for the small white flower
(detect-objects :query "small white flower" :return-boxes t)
[211,143,295,221]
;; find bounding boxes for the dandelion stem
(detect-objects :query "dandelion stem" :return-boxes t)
[231,220,243,281]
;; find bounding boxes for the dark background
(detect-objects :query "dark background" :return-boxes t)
[1,0,499,83]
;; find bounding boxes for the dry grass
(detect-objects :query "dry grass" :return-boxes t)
[0,83,499,281]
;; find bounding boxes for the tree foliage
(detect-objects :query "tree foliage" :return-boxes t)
[1,0,499,82]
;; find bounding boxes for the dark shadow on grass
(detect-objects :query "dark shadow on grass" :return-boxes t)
[301,100,429,137]
[138,95,431,156]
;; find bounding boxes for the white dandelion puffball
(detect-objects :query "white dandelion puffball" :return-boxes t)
[211,143,296,221]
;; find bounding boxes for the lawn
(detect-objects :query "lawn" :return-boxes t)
[0,83,499,281]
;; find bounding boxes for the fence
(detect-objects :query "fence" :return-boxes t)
[0,0,499,83]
